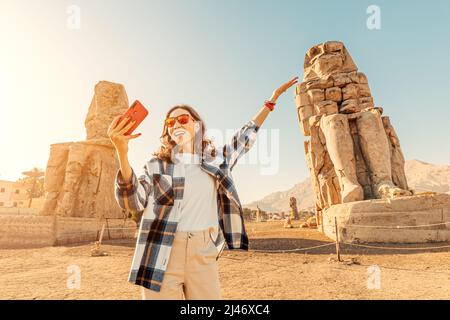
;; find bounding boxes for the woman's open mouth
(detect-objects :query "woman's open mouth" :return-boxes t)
[173,129,186,138]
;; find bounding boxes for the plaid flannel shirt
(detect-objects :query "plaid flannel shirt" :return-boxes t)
[115,119,260,292]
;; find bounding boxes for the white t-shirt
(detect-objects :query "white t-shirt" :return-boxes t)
[174,152,219,232]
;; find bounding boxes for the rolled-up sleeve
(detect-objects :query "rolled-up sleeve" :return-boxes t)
[222,119,260,170]
[114,163,153,212]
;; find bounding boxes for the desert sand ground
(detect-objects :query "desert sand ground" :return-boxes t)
[1,221,449,300]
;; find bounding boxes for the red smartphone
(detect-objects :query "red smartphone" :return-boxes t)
[118,100,149,135]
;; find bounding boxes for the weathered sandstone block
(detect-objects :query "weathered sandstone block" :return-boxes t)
[41,81,130,219]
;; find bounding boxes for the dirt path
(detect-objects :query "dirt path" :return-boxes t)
[1,221,449,299]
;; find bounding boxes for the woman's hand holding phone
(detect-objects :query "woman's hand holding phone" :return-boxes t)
[107,116,141,184]
[107,115,141,155]
[108,100,148,156]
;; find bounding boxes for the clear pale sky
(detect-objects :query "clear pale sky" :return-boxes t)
[1,0,449,204]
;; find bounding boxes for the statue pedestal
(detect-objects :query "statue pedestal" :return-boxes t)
[322,193,450,243]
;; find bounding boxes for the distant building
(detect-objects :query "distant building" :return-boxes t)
[0,179,43,209]
[0,180,25,208]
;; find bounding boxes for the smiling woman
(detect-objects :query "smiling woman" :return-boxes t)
[155,104,216,162]
[107,77,298,300]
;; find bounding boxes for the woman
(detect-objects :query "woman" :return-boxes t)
[108,76,298,300]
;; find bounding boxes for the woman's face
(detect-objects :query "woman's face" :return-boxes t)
[167,108,197,148]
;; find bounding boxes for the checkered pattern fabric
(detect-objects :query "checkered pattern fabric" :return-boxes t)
[115,119,260,292]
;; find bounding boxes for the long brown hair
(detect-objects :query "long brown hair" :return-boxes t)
[153,104,217,163]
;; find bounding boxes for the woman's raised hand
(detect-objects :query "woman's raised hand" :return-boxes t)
[270,76,299,102]
[107,115,141,155]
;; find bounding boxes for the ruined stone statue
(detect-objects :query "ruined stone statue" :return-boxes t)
[294,41,412,217]
[40,81,129,218]
[256,205,261,222]
[289,197,298,219]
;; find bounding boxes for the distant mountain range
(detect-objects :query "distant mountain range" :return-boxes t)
[243,160,450,212]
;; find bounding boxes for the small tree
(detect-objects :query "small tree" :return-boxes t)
[242,207,254,221]
[19,167,45,208]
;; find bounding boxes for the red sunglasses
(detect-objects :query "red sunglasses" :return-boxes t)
[165,114,193,127]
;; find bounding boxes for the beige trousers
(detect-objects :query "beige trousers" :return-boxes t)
[141,228,222,300]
